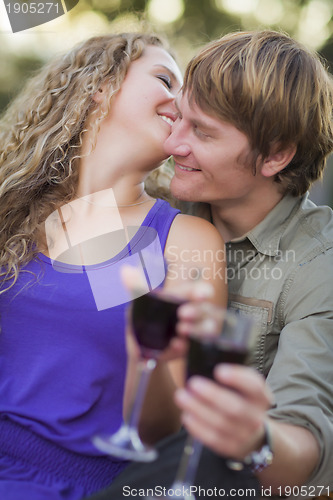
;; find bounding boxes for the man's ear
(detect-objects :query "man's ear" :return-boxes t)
[261,144,297,178]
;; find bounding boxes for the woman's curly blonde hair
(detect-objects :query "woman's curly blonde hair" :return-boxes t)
[0,32,168,293]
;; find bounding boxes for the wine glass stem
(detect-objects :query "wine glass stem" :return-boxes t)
[172,435,203,488]
[126,358,157,429]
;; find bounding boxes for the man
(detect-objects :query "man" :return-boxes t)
[89,30,333,498]
[165,29,333,492]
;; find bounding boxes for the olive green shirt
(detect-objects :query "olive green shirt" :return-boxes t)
[226,194,333,488]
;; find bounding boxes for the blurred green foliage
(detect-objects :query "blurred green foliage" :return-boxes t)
[0,55,42,113]
[1,0,332,112]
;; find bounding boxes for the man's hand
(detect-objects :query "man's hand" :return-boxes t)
[175,363,273,460]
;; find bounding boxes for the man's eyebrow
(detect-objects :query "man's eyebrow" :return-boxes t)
[175,96,218,133]
[192,118,218,133]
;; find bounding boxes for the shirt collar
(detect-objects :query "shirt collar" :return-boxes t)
[231,194,305,256]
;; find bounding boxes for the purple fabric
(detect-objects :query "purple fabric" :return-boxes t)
[0,199,180,499]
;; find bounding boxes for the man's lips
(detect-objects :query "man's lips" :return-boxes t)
[174,162,201,172]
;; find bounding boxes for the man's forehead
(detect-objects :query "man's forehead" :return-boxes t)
[175,91,204,116]
[176,92,225,128]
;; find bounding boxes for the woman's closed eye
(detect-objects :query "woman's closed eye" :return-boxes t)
[157,74,172,89]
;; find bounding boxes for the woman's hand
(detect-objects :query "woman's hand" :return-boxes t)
[123,263,218,363]
[176,299,226,338]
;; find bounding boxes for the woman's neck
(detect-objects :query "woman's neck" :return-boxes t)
[75,182,152,208]
[77,112,163,205]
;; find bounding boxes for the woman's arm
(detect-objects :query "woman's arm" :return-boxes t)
[126,214,227,444]
[164,214,227,306]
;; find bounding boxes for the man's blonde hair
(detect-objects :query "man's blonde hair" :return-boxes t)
[183,30,333,196]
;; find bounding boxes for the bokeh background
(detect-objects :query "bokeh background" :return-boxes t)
[1,0,332,206]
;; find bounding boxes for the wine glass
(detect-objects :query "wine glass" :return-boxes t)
[148,309,254,499]
[93,288,185,462]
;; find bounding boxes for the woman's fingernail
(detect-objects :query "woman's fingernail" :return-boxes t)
[214,364,232,380]
[181,412,193,426]
[201,317,218,333]
[175,388,189,404]
[187,376,207,392]
[192,283,214,299]
[178,304,197,317]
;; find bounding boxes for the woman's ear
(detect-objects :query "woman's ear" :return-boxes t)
[92,84,108,104]
[261,144,297,178]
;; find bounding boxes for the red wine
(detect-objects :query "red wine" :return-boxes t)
[187,337,248,380]
[132,291,185,357]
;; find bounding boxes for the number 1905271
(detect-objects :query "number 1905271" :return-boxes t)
[277,486,331,497]
[5,2,59,14]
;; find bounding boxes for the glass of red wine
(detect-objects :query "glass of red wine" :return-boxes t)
[148,309,254,499]
[93,289,185,462]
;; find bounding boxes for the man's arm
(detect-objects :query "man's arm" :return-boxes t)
[264,248,333,489]
[174,364,320,493]
[175,245,333,492]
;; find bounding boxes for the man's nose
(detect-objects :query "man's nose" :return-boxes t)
[164,123,191,157]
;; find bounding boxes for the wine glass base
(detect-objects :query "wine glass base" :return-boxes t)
[166,481,196,499]
[146,481,196,500]
[92,425,158,462]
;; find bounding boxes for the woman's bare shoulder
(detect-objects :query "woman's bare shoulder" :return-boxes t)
[167,213,224,249]
[165,214,227,306]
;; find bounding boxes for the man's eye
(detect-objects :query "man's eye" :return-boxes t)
[194,125,209,139]
[157,74,172,89]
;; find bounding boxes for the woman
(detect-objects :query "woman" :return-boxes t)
[0,33,226,499]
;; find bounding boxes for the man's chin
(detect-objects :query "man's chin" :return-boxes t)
[170,189,197,202]
[170,179,198,202]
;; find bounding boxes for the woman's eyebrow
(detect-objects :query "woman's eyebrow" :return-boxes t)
[153,64,178,83]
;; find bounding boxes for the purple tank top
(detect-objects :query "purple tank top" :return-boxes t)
[0,199,180,456]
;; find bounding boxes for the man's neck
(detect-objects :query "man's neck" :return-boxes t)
[211,189,284,242]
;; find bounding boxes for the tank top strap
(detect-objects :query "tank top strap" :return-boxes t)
[142,199,180,252]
